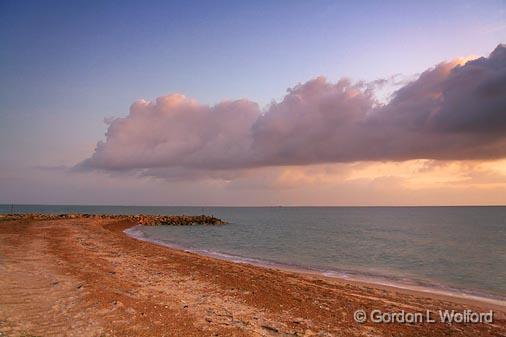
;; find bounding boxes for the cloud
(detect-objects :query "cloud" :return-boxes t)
[78,44,506,179]
[79,94,260,172]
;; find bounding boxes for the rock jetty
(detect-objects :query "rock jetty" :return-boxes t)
[0,213,226,226]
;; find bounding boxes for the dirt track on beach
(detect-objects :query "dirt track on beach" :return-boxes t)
[0,217,505,336]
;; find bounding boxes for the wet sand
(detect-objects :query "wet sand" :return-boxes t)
[0,217,505,337]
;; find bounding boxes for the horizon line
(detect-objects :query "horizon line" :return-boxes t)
[1,203,506,208]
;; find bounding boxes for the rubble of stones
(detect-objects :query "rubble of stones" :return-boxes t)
[0,213,226,226]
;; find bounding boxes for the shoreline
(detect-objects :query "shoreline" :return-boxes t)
[1,217,505,336]
[125,225,506,311]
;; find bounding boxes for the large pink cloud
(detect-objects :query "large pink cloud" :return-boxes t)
[81,94,260,171]
[79,44,506,178]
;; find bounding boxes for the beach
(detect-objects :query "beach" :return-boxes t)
[0,216,505,337]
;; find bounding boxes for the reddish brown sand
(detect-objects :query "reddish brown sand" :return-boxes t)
[0,217,504,337]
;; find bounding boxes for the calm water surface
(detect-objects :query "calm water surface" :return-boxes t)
[2,205,505,299]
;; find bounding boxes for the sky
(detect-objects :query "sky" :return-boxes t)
[1,0,505,206]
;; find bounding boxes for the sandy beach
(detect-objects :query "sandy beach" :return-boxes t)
[0,217,505,337]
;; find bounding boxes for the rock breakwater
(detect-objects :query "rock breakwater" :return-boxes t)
[0,213,226,226]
